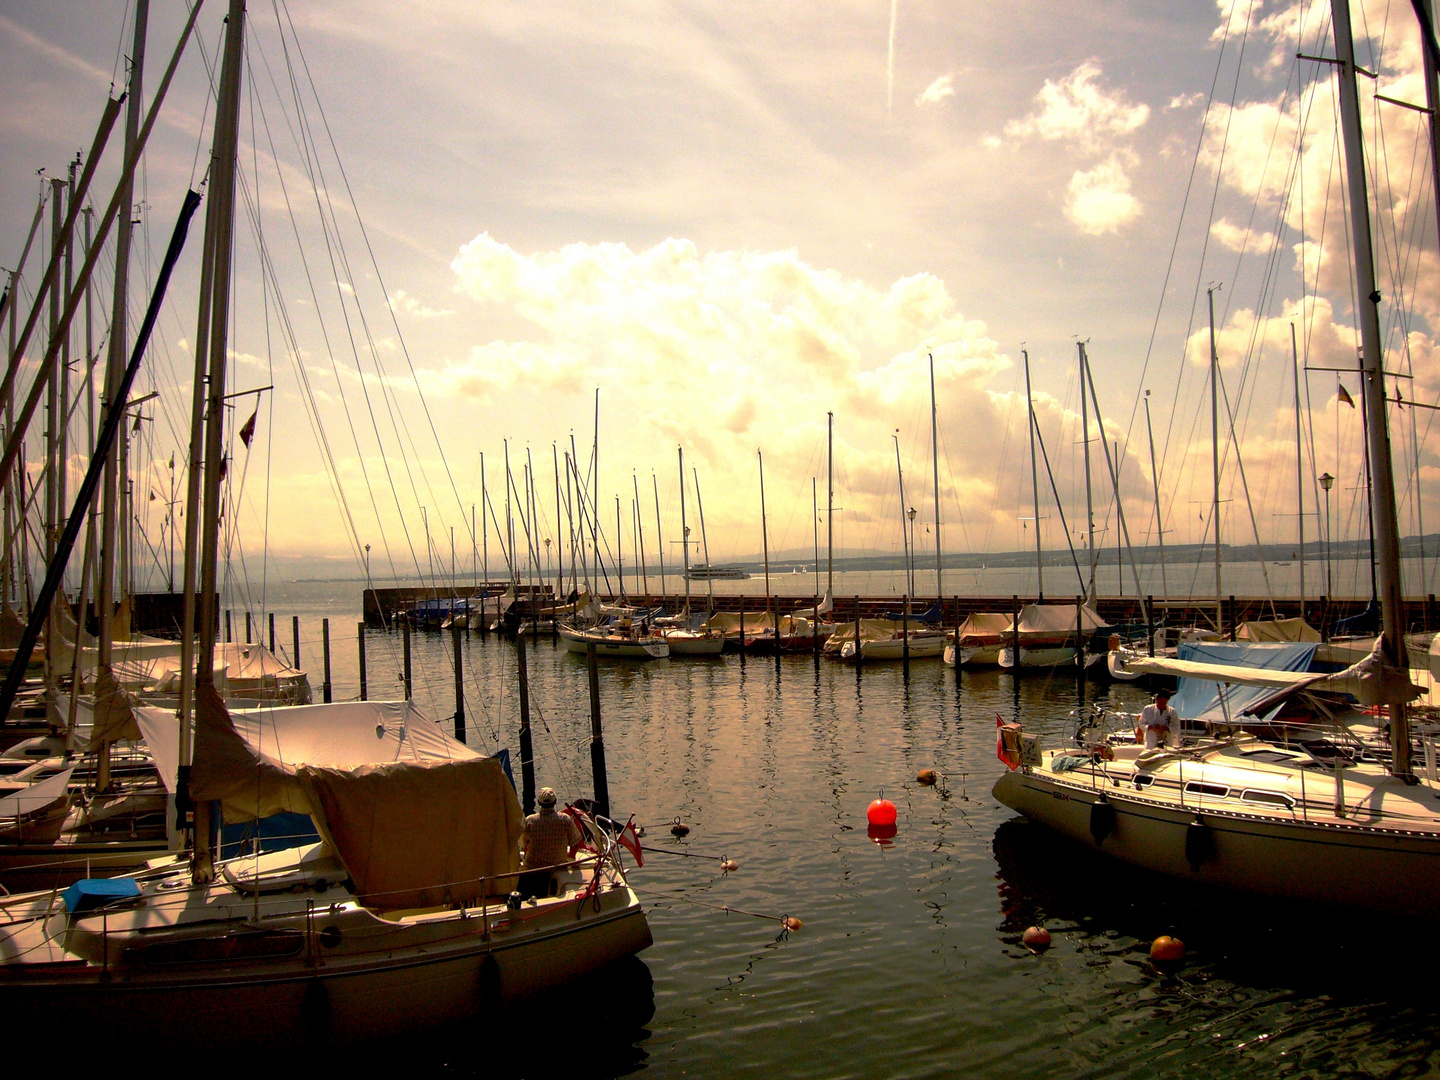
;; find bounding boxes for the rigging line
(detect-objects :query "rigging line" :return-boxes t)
[275,1,475,554]
[1031,405,1086,594]
[244,38,404,599]
[1125,0,1245,473]
[1216,365,1279,613]
[1160,0,1257,489]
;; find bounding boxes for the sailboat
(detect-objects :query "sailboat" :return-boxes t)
[993,0,1440,914]
[0,2,650,1040]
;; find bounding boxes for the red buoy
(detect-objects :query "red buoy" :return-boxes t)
[1150,935,1186,965]
[867,797,897,826]
[1022,926,1051,950]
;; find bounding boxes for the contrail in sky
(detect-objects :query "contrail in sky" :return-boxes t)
[887,0,898,120]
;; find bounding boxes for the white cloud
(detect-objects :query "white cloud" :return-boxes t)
[916,75,955,107]
[1167,91,1205,110]
[1003,61,1149,147]
[1064,156,1141,235]
[389,288,454,319]
[1209,218,1277,254]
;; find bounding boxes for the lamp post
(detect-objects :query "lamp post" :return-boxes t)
[1319,472,1335,596]
[364,543,370,580]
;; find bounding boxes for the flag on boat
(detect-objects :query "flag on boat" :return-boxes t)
[239,408,257,447]
[618,814,644,867]
[996,714,1022,771]
[1338,382,1355,408]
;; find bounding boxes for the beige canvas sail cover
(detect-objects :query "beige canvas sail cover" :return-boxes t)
[955,612,1013,642]
[297,759,522,909]
[1236,618,1321,643]
[188,682,521,909]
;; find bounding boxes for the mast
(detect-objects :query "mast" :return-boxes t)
[693,467,715,615]
[192,0,247,880]
[1208,287,1223,628]
[652,472,665,603]
[929,352,942,600]
[826,411,834,596]
[632,472,647,600]
[98,0,149,723]
[615,496,624,603]
[1330,0,1411,775]
[1023,348,1044,599]
[1292,322,1306,611]
[759,449,771,632]
[1143,390,1170,600]
[1078,342,1097,599]
[812,477,820,602]
[894,432,910,599]
[553,443,563,601]
[678,447,691,615]
[480,451,488,589]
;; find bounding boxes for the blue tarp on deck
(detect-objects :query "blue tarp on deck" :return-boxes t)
[1171,641,1318,723]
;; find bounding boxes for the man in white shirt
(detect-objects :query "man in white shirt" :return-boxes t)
[1136,689,1179,749]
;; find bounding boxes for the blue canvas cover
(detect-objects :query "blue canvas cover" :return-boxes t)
[62,877,142,913]
[1171,641,1319,723]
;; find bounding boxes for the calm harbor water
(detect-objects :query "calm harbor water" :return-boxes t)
[254,579,1436,1078]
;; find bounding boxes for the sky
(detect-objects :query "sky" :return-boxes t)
[1,0,1437,592]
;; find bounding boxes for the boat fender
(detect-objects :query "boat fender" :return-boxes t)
[1022,926,1051,951]
[478,952,502,1007]
[1089,799,1115,847]
[670,817,690,836]
[301,979,330,1041]
[1185,817,1212,872]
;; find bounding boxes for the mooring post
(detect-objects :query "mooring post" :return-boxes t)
[1075,595,1084,673]
[813,594,820,656]
[739,598,746,666]
[1146,595,1155,657]
[321,618,332,703]
[357,622,367,700]
[586,641,609,819]
[452,621,466,744]
[1228,595,1236,640]
[402,620,412,699]
[292,615,301,667]
[1011,594,1020,671]
[854,595,863,668]
[902,595,910,673]
[244,610,252,644]
[268,612,276,654]
[518,632,535,813]
[225,609,232,644]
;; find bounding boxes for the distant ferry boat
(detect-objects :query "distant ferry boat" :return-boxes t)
[686,564,750,580]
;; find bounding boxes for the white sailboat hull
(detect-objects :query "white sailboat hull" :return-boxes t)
[994,760,1440,917]
[558,626,669,659]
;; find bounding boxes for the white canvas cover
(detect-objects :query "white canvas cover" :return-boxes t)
[1236,618,1321,643]
[703,611,777,635]
[955,613,1013,642]
[176,683,480,819]
[1014,604,1109,635]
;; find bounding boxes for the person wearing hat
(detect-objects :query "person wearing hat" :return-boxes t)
[518,787,583,900]
[1136,689,1179,750]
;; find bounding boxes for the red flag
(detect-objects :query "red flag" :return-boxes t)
[218,457,228,482]
[996,714,1022,771]
[1337,382,1355,408]
[239,408,257,448]
[618,814,644,867]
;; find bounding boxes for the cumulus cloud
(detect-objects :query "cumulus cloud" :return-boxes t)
[1003,61,1149,147]
[439,233,1025,554]
[389,288,454,318]
[916,75,954,106]
[1209,218,1277,254]
[1167,91,1205,110]
[1064,156,1142,235]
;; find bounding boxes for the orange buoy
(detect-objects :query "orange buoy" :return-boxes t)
[720,859,739,872]
[1021,926,1051,950]
[867,797,898,826]
[1150,935,1186,965]
[916,769,937,786]
[783,916,803,932]
[670,817,690,836]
